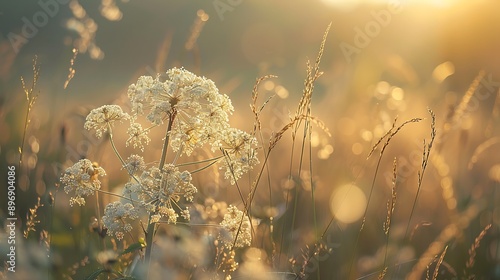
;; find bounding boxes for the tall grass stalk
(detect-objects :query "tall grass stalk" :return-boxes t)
[280,23,330,268]
[431,246,448,280]
[406,201,487,278]
[348,116,421,279]
[379,158,398,280]
[250,75,278,263]
[19,55,40,168]
[384,110,435,279]
[391,109,436,279]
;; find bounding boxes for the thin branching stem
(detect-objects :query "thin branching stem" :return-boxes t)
[19,56,40,169]
[175,155,224,167]
[145,112,176,279]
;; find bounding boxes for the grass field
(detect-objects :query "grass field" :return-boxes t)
[1,1,500,279]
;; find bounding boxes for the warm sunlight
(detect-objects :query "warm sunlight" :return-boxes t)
[319,0,458,9]
[2,0,499,279]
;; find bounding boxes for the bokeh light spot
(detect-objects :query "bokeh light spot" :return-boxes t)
[352,142,364,155]
[489,165,500,182]
[330,184,367,224]
[275,85,289,99]
[432,61,455,83]
[391,87,404,101]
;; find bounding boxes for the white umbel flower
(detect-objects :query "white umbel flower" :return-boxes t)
[102,201,139,240]
[84,105,129,138]
[135,165,197,224]
[220,205,252,248]
[127,68,234,155]
[216,128,259,185]
[60,159,106,206]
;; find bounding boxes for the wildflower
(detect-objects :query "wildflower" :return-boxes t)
[127,75,160,118]
[123,154,146,176]
[127,68,234,155]
[158,206,178,224]
[220,205,252,248]
[60,159,106,206]
[137,165,197,224]
[216,128,259,184]
[126,123,151,151]
[169,119,206,156]
[102,201,139,240]
[181,207,190,221]
[123,181,140,197]
[84,105,129,138]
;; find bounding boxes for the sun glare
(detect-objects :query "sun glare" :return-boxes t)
[319,0,457,9]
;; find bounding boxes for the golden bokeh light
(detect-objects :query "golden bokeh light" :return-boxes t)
[330,184,367,224]
[352,142,364,155]
[391,87,404,101]
[432,61,455,83]
[319,0,458,8]
[275,85,289,99]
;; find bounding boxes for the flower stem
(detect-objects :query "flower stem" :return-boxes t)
[158,112,176,170]
[144,112,176,279]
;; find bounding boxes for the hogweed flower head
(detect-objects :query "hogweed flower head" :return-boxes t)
[84,105,129,138]
[217,128,259,185]
[124,154,146,176]
[60,159,106,206]
[127,68,234,155]
[102,201,139,240]
[220,205,252,248]
[134,164,197,224]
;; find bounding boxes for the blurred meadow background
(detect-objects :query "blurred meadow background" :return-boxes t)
[1,0,500,279]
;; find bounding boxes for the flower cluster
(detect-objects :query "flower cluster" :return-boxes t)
[61,68,260,241]
[102,201,139,240]
[217,128,260,184]
[60,159,106,206]
[220,205,252,248]
[126,122,150,151]
[126,164,197,224]
[127,67,234,155]
[84,105,129,138]
[123,154,146,176]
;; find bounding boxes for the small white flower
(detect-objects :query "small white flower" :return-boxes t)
[123,154,146,176]
[126,123,151,151]
[102,201,139,240]
[84,105,129,138]
[60,159,106,206]
[181,207,190,221]
[217,128,259,184]
[137,165,197,225]
[220,205,251,248]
